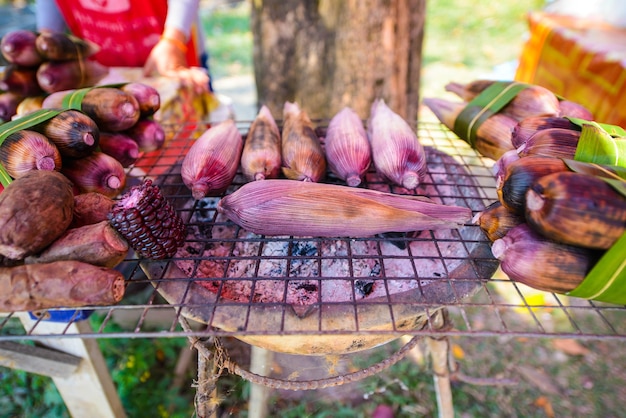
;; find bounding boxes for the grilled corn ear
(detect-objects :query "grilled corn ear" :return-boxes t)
[35,31,99,61]
[120,82,161,117]
[422,97,517,160]
[217,179,471,237]
[33,109,100,158]
[281,101,326,182]
[525,171,626,250]
[497,156,569,215]
[368,99,426,189]
[0,29,42,67]
[444,80,560,121]
[491,223,600,293]
[61,152,126,198]
[511,116,578,149]
[325,106,371,187]
[125,119,165,152]
[36,59,109,94]
[241,105,282,181]
[98,132,140,168]
[181,119,243,199]
[557,100,594,120]
[472,200,524,242]
[0,130,62,178]
[516,128,581,159]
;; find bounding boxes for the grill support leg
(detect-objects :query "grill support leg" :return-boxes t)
[427,309,454,418]
[248,345,274,418]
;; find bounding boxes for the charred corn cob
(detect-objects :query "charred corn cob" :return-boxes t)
[42,87,141,132]
[367,99,425,189]
[525,171,626,250]
[61,152,126,198]
[120,82,161,117]
[558,100,593,120]
[0,29,42,67]
[497,156,569,215]
[0,91,23,122]
[423,97,517,160]
[125,119,166,152]
[325,106,371,187]
[217,179,472,237]
[281,101,327,182]
[511,116,578,149]
[108,179,185,260]
[444,80,560,121]
[492,223,600,293]
[181,119,243,199]
[98,132,140,168]
[517,128,581,159]
[36,59,109,94]
[0,65,43,96]
[35,31,99,61]
[0,130,62,178]
[241,105,282,181]
[493,149,520,186]
[33,109,100,158]
[472,200,524,242]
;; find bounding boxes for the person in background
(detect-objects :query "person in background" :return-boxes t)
[35,0,212,94]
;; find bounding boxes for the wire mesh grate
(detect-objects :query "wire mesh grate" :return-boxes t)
[1,121,624,347]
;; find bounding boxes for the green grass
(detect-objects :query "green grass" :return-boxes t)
[201,2,254,78]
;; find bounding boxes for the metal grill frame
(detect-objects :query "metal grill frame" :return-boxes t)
[1,121,624,343]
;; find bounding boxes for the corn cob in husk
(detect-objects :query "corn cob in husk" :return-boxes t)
[497,156,569,215]
[367,99,425,189]
[35,31,100,61]
[511,116,579,149]
[217,179,471,237]
[42,87,141,132]
[36,59,109,94]
[240,105,282,181]
[491,223,601,294]
[525,171,626,250]
[181,119,243,199]
[0,29,42,67]
[423,97,517,160]
[0,130,62,178]
[325,106,371,187]
[472,200,524,242]
[31,109,100,158]
[516,128,581,159]
[281,102,326,182]
[445,80,560,121]
[61,151,126,198]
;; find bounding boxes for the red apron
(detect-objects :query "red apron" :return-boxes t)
[53,0,201,67]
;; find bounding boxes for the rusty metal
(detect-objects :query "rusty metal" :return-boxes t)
[1,121,624,344]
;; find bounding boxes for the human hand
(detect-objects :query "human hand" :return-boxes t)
[143,36,210,95]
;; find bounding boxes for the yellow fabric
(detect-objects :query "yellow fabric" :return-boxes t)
[515,12,626,127]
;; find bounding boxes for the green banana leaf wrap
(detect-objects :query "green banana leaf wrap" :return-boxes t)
[0,108,66,187]
[564,157,626,305]
[452,81,530,148]
[567,231,626,305]
[60,83,128,110]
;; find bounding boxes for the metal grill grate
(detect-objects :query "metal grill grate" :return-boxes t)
[1,121,625,347]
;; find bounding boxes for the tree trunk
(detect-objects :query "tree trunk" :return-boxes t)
[250,0,425,127]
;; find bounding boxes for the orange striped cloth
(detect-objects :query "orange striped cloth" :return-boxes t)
[516,12,626,127]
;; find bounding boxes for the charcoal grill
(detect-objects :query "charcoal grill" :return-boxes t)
[1,121,625,350]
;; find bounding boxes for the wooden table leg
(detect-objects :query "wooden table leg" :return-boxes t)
[18,314,126,418]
